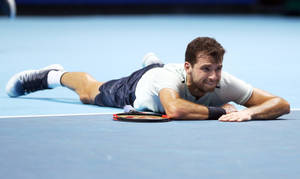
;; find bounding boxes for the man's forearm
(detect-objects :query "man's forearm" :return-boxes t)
[164,98,210,120]
[160,88,227,120]
[244,97,290,119]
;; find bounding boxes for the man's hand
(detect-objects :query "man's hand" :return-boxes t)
[218,110,252,122]
[219,103,252,122]
[221,103,238,114]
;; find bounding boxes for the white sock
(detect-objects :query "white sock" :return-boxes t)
[47,70,65,88]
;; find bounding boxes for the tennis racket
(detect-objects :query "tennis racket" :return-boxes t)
[113,105,170,122]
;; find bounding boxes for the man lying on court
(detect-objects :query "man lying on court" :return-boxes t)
[6,37,290,122]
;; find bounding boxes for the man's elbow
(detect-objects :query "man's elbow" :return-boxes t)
[279,97,290,115]
[165,105,185,119]
[272,97,290,115]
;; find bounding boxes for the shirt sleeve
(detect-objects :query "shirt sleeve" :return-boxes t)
[218,72,253,105]
[153,68,183,94]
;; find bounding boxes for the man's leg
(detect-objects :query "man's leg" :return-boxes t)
[6,64,103,105]
[60,72,103,104]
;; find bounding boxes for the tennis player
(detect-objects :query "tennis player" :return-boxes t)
[6,37,290,122]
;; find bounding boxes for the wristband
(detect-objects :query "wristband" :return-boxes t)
[207,106,226,120]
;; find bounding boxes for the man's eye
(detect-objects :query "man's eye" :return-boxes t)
[203,67,210,72]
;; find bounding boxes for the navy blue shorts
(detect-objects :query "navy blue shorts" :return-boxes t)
[94,63,164,108]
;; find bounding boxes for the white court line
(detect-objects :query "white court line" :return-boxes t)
[0,112,116,119]
[0,108,299,119]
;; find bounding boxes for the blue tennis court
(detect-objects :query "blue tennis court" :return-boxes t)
[1,14,300,178]
[0,111,299,178]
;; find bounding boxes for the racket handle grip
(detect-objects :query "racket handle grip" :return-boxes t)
[123,105,136,113]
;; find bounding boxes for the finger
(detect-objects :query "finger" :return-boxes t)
[229,115,250,122]
[218,114,228,121]
[228,116,241,122]
[219,113,241,122]
[237,117,251,122]
[218,115,234,122]
[221,113,237,119]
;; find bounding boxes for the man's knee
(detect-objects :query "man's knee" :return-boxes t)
[73,73,101,104]
[79,93,94,104]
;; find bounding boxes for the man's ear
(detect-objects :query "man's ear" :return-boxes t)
[184,62,192,73]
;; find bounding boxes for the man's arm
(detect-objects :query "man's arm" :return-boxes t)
[159,88,210,120]
[218,88,290,122]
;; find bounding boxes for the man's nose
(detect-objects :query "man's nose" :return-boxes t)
[209,71,218,80]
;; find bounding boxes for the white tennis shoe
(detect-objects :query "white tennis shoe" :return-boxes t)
[6,64,64,97]
[142,52,163,67]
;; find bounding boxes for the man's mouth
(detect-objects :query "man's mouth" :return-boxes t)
[204,81,217,86]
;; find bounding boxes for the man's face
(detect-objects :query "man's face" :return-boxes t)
[185,53,223,96]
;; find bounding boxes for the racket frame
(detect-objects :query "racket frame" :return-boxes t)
[113,112,170,122]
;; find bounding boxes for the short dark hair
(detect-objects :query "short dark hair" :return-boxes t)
[185,37,225,66]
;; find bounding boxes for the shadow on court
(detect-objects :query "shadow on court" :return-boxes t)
[18,96,82,105]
